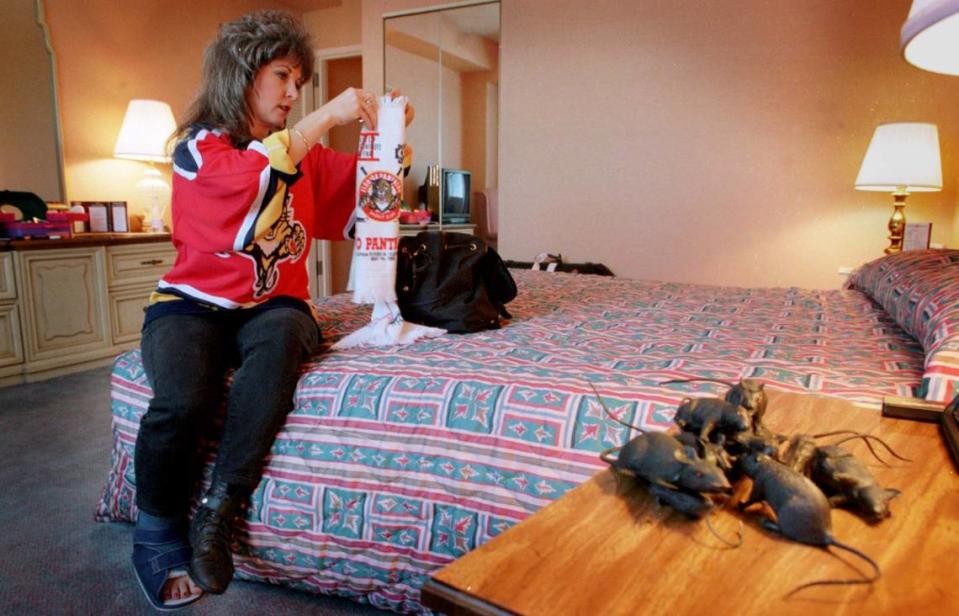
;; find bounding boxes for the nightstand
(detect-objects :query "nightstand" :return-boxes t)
[421,390,959,615]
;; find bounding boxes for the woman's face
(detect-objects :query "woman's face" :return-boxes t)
[247,56,303,140]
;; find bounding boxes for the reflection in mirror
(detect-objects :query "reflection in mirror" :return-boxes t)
[385,11,440,216]
[384,2,499,227]
[0,0,65,204]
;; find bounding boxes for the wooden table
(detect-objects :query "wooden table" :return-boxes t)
[421,390,959,615]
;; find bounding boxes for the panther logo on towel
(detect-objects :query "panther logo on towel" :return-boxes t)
[359,171,402,222]
[241,194,306,298]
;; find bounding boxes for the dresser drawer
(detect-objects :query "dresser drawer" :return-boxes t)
[109,284,153,344]
[0,252,14,301]
[107,243,175,288]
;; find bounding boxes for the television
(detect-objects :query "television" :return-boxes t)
[441,169,471,224]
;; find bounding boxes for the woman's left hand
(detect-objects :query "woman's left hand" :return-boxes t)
[388,88,415,127]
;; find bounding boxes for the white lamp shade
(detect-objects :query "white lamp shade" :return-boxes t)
[901,0,959,75]
[855,123,942,192]
[113,99,177,163]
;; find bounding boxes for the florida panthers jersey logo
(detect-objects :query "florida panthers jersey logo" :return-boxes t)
[241,194,306,298]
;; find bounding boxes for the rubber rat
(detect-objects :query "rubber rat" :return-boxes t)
[674,397,750,443]
[738,452,881,596]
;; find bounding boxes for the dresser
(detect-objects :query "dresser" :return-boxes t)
[0,233,174,387]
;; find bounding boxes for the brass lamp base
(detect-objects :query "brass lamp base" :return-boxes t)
[884,192,907,255]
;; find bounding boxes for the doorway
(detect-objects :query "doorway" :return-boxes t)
[305,49,361,299]
[325,55,362,295]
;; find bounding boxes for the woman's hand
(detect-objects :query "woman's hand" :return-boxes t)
[388,88,415,127]
[292,87,410,164]
[321,88,414,129]
[322,87,378,128]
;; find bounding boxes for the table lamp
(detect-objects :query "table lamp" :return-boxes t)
[854,123,942,254]
[901,0,959,76]
[113,99,177,232]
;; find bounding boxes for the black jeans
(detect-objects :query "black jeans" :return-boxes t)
[134,306,320,518]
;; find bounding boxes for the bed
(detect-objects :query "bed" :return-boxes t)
[96,249,959,613]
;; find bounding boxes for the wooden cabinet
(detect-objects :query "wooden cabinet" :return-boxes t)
[0,236,174,386]
[18,247,111,373]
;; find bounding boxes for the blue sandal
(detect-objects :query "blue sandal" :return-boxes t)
[132,524,204,611]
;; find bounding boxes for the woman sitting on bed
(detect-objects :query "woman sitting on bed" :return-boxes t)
[130,10,413,610]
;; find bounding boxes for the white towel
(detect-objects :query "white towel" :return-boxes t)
[333,96,445,349]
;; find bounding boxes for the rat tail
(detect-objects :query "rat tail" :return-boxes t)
[590,382,644,433]
[704,513,744,549]
[599,446,622,467]
[816,431,912,463]
[785,540,881,598]
[660,377,732,388]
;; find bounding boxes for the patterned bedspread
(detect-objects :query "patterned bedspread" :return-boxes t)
[97,270,925,612]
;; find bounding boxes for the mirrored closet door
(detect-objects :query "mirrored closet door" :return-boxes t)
[384,1,500,229]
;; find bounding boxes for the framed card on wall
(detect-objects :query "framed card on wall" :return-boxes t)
[903,222,932,251]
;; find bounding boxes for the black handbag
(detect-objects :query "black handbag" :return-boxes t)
[396,231,517,333]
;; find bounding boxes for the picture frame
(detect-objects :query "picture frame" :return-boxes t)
[109,201,128,232]
[83,202,109,233]
[903,222,932,251]
[68,201,88,233]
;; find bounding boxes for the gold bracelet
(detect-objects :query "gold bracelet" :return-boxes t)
[290,126,311,150]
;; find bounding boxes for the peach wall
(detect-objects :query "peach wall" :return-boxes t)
[304,0,362,49]
[497,0,959,288]
[44,0,298,220]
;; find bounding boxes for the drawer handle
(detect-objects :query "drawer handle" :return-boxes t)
[140,259,164,266]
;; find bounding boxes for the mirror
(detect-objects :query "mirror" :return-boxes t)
[0,0,65,204]
[384,1,499,225]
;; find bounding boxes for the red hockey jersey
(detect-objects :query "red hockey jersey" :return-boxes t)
[153,126,356,310]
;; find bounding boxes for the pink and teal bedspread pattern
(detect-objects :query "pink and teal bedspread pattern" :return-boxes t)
[847,249,959,402]
[97,270,925,612]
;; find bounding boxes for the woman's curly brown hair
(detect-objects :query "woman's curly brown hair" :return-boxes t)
[174,10,314,146]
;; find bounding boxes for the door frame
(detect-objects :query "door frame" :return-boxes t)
[309,45,362,299]
[315,45,362,147]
